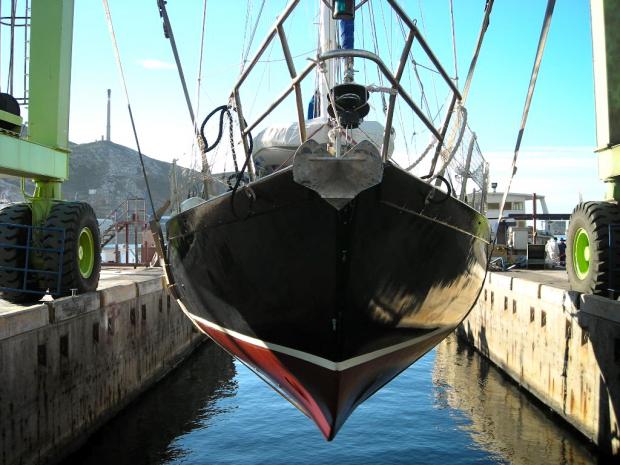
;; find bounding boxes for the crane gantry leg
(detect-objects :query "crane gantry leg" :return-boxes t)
[0,0,101,301]
[567,0,620,295]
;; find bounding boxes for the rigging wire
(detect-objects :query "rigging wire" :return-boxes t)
[6,0,16,94]
[239,0,266,75]
[313,0,320,112]
[495,0,556,237]
[190,0,209,196]
[258,48,316,63]
[397,18,432,121]
[398,17,418,159]
[0,0,31,103]
[157,5,200,146]
[360,3,368,93]
[158,0,227,200]
[416,0,440,116]
[392,17,420,162]
[202,38,274,190]
[239,0,253,73]
[208,0,272,182]
[247,39,276,116]
[461,0,494,105]
[448,0,458,85]
[405,0,496,176]
[367,2,387,114]
[101,0,158,221]
[375,0,409,161]
[396,100,410,162]
[378,0,394,69]
[410,60,441,75]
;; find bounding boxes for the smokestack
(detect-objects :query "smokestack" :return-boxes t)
[106,89,111,142]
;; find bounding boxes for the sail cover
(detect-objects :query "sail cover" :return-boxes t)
[339,19,354,49]
[252,118,394,171]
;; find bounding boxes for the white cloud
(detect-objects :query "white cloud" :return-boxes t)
[138,59,175,70]
[486,146,602,212]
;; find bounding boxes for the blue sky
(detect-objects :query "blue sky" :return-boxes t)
[65,0,599,212]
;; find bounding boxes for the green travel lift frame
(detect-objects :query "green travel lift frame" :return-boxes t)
[2,0,72,222]
[566,0,620,296]
[0,0,101,301]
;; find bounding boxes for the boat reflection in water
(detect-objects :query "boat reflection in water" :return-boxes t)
[61,343,236,465]
[433,336,599,465]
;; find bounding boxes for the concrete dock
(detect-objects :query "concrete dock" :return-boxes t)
[458,269,620,457]
[0,267,204,465]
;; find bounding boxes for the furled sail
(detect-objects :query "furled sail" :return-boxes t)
[252,118,394,173]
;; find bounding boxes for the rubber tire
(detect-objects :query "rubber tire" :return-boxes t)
[39,202,101,296]
[566,201,620,294]
[0,203,38,302]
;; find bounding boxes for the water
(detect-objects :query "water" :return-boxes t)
[62,336,600,465]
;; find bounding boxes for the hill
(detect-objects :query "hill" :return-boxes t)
[0,140,203,217]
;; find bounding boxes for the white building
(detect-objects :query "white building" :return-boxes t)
[472,187,567,247]
[485,191,549,233]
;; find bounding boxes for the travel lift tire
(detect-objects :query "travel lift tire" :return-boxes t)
[39,202,101,296]
[566,201,620,295]
[0,203,36,302]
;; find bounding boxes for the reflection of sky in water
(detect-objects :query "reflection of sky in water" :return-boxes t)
[167,349,499,465]
[62,339,599,465]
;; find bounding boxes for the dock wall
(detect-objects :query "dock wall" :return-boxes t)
[0,273,204,465]
[458,272,620,457]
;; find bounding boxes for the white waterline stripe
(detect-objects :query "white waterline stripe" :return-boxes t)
[191,314,447,371]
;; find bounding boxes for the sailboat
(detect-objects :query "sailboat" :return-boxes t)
[163,0,491,440]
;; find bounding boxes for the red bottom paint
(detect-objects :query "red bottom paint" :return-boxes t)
[193,316,449,440]
[194,319,334,439]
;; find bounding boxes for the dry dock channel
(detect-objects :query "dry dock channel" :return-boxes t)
[0,268,204,465]
[459,269,620,458]
[2,267,619,463]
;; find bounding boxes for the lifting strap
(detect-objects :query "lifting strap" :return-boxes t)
[496,0,556,235]
[102,0,158,222]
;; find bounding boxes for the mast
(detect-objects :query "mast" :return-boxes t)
[318,1,337,118]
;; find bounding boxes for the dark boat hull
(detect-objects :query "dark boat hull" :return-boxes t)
[166,163,490,439]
